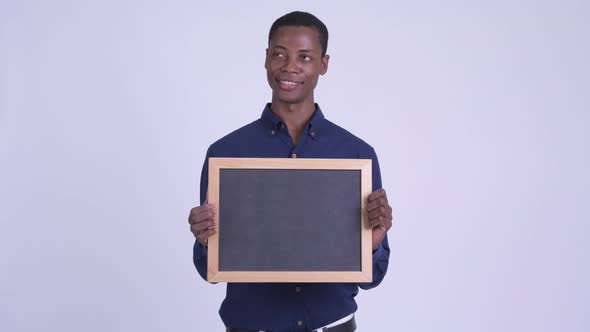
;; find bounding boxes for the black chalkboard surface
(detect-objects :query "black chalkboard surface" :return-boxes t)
[207,158,372,282]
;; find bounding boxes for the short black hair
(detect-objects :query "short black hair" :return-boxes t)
[268,11,329,57]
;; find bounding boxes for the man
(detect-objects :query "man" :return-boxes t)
[188,11,393,332]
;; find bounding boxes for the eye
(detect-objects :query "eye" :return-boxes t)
[272,52,286,58]
[300,55,312,62]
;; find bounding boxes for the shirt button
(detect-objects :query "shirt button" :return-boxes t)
[281,123,285,129]
[271,130,275,135]
[295,286,301,293]
[310,131,315,137]
[291,153,297,158]
[297,321,303,326]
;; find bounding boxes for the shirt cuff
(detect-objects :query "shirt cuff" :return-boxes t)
[196,241,208,259]
[372,243,384,264]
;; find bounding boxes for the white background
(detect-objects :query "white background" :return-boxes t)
[1,1,589,331]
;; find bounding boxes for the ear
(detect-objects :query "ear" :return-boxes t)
[264,48,269,69]
[320,54,330,75]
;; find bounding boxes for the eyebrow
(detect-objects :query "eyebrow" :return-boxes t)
[271,45,313,53]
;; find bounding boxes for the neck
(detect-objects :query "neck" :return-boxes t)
[271,97,315,129]
[270,97,316,145]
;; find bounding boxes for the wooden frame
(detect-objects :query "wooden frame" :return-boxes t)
[207,158,372,282]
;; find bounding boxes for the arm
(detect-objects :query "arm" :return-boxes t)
[359,148,392,290]
[359,227,391,290]
[191,148,216,282]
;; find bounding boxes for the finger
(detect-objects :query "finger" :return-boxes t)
[188,206,204,223]
[368,205,389,219]
[368,215,385,228]
[385,217,393,229]
[367,189,386,202]
[379,219,392,231]
[190,207,216,224]
[189,205,204,216]
[370,214,393,229]
[366,196,388,212]
[370,207,393,225]
[189,205,216,224]
[197,228,216,246]
[191,219,216,233]
[190,204,216,217]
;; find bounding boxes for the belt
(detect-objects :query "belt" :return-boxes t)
[226,316,356,332]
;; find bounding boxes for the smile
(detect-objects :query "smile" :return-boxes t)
[279,80,300,85]
[276,79,302,91]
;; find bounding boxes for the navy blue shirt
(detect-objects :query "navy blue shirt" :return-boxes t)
[193,103,390,331]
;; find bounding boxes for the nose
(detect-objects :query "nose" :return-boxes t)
[282,56,299,73]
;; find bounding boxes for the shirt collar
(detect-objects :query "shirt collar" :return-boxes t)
[260,103,325,140]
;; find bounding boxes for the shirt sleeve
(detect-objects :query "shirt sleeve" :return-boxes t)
[193,147,212,282]
[358,147,391,290]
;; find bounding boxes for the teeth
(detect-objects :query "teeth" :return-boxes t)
[280,80,297,85]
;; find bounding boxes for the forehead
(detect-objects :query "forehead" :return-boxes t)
[269,26,321,52]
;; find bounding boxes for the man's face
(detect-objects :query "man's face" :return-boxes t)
[265,26,329,105]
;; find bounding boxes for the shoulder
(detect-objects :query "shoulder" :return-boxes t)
[321,118,377,158]
[207,120,264,156]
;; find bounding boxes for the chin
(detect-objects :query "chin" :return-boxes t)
[274,92,304,105]
[278,96,305,105]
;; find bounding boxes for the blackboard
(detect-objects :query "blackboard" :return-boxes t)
[207,158,372,282]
